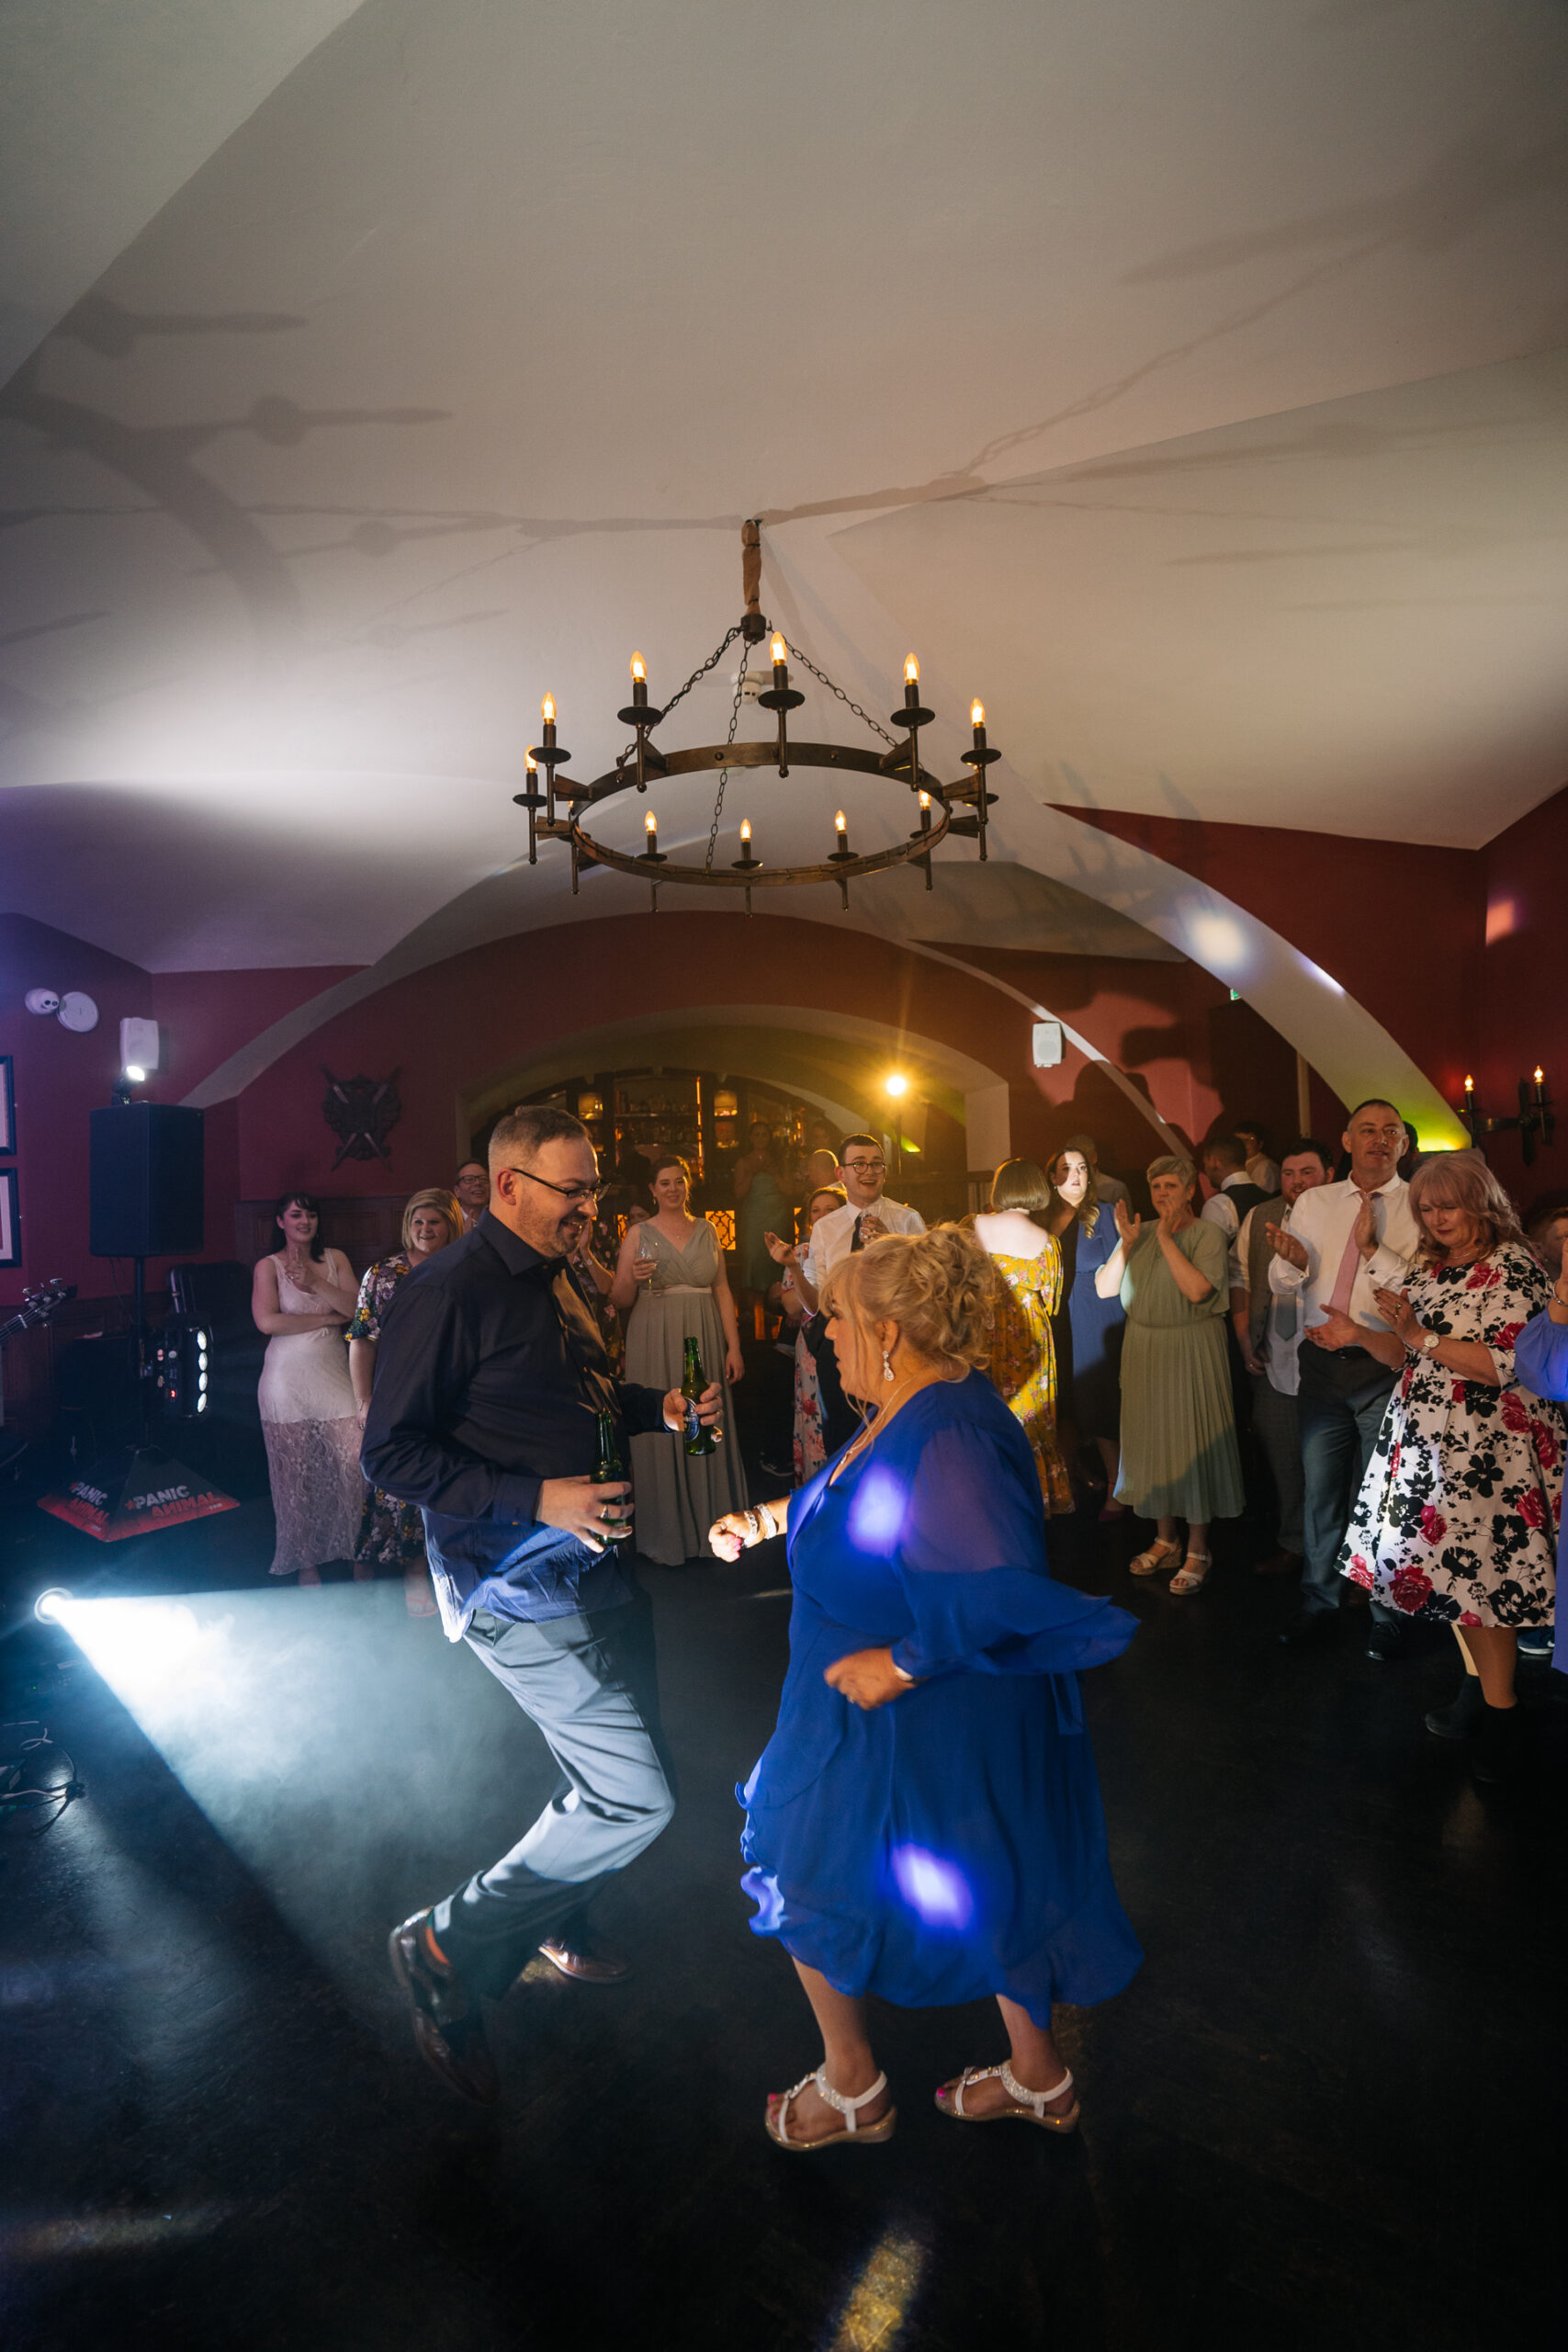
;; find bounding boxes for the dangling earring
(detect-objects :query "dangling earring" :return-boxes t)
[882,1347,896,1383]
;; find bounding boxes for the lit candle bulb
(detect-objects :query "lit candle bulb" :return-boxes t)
[770,633,787,671]
[904,653,919,684]
[525,751,536,776]
[740,819,752,843]
[644,809,658,854]
[971,699,986,728]
[919,789,931,810]
[630,651,646,683]
[1535,1066,1546,1100]
[628,650,648,711]
[835,809,847,838]
[1464,1074,1474,1094]
[542,693,556,726]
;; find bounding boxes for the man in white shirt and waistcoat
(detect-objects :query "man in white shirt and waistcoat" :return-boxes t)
[1268,1100,1421,1657]
[1232,1137,1333,1578]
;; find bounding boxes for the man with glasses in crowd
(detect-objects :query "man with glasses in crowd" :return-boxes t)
[454,1158,491,1230]
[364,1104,720,2103]
[780,1132,925,1453]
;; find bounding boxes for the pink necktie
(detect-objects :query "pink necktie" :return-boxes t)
[1327,1191,1374,1316]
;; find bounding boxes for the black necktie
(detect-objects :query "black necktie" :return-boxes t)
[850,1214,865,1254]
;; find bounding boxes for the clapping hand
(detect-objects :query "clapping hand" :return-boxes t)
[1372,1284,1421,1345]
[1353,1193,1380,1260]
[1113,1197,1142,1250]
[1305,1308,1361,1352]
[763,1230,800,1266]
[825,1647,913,1710]
[1265,1219,1307,1272]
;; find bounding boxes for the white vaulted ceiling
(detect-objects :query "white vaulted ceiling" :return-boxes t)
[3,0,1567,977]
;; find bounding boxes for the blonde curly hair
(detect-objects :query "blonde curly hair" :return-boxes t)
[822,1224,993,1380]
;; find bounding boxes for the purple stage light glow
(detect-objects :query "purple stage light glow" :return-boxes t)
[848,1464,907,1553]
[890,1845,974,1930]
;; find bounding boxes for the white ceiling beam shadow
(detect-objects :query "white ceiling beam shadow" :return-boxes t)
[0,3,367,384]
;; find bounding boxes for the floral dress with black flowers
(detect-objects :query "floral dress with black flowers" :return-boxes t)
[348,1253,429,1573]
[1339,1240,1563,1628]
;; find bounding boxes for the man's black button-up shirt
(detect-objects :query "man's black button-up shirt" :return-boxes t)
[361,1211,670,1634]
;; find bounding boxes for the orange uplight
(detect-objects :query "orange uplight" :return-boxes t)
[904,653,920,684]
[630,651,646,682]
[541,693,556,724]
[770,634,787,666]
[970,699,986,729]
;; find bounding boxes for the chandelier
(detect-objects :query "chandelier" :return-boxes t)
[515,522,999,911]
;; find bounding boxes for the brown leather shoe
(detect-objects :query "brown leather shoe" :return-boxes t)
[388,1912,498,2104]
[1253,1549,1303,1577]
[537,1938,631,1985]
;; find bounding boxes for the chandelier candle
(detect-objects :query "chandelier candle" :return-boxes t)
[682,1336,717,1456]
[757,629,804,776]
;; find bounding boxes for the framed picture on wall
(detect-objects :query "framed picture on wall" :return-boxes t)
[0,1167,17,1266]
[0,1056,13,1154]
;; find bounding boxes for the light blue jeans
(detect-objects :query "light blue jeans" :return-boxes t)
[432,1589,675,1995]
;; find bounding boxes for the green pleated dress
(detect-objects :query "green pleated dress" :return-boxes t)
[1113,1220,1244,1521]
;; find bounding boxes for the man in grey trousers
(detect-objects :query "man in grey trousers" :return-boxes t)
[363,1104,719,2102]
[1231,1138,1332,1577]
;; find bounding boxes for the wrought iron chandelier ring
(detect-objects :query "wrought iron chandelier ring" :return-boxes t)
[513,521,999,912]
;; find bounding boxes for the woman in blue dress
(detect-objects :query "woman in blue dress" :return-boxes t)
[710,1226,1140,2152]
[1050,1145,1128,1516]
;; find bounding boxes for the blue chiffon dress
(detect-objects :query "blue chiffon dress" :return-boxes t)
[739,1372,1142,2024]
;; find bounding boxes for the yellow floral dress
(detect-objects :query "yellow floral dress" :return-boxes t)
[983,1248,1074,1515]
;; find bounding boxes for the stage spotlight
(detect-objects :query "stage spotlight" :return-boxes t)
[35,1587,74,1624]
[123,1063,147,1084]
[883,1071,908,1098]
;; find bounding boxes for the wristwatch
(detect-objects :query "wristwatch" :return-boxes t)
[1417,1329,1441,1355]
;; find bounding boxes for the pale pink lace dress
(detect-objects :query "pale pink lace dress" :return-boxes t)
[257,1252,364,1576]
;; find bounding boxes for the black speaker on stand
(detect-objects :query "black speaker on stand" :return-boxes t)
[41,1104,239,1541]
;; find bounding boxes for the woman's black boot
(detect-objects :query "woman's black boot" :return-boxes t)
[1471,1701,1526,1786]
[1424,1677,1485,1741]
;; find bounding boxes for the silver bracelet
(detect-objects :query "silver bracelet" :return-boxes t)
[756,1502,778,1542]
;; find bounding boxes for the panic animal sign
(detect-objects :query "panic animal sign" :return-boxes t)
[40,1444,240,1543]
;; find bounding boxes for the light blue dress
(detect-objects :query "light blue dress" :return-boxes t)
[739,1373,1142,2024]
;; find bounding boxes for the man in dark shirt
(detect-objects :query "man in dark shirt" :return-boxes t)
[365,1104,719,2103]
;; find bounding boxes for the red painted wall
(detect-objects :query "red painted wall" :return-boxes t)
[1058,806,1485,1111]
[229,915,1232,1211]
[0,918,359,1308]
[1473,782,1568,1213]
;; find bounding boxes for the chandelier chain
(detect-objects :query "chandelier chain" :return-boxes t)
[784,639,897,747]
[615,622,742,773]
[705,643,750,870]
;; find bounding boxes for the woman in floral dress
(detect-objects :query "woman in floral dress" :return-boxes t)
[348,1187,463,1616]
[974,1159,1074,1514]
[1336,1152,1562,1783]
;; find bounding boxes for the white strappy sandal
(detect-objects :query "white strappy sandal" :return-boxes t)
[765,2065,897,2151]
[936,2061,1079,2132]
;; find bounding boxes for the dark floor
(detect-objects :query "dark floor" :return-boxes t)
[1,1423,1564,2352]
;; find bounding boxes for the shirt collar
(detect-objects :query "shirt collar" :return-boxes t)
[1221,1170,1251,1193]
[478,1207,566,1279]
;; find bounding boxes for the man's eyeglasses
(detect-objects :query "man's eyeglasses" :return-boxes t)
[842,1158,886,1174]
[501,1168,604,1208]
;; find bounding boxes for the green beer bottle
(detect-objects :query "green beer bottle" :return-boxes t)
[592,1407,631,1547]
[682,1335,717,1457]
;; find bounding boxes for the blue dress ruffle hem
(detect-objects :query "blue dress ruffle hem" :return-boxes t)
[739,1371,1142,2026]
